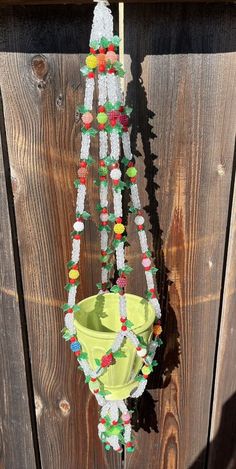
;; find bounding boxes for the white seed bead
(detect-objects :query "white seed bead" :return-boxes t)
[107,73,121,104]
[79,359,93,377]
[126,330,139,347]
[64,313,76,334]
[119,294,127,316]
[99,130,108,159]
[107,435,119,451]
[114,74,122,102]
[124,424,132,443]
[121,132,132,160]
[100,230,108,251]
[100,185,108,208]
[84,77,95,110]
[110,131,120,160]
[76,185,86,214]
[98,74,107,106]
[109,403,119,422]
[113,189,122,218]
[149,298,161,319]
[101,267,108,283]
[101,403,110,418]
[111,332,124,352]
[135,215,144,225]
[71,239,80,263]
[73,221,84,232]
[130,184,141,209]
[98,423,106,435]
[131,379,147,398]
[81,133,91,160]
[68,286,76,306]
[145,271,154,290]
[138,230,149,253]
[118,401,128,413]
[110,168,121,180]
[96,394,106,406]
[116,242,125,270]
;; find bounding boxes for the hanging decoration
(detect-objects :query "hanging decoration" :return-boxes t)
[61,0,162,453]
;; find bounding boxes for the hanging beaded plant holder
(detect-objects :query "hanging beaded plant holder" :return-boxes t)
[62,0,162,453]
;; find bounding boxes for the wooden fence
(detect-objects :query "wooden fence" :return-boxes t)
[0,2,236,468]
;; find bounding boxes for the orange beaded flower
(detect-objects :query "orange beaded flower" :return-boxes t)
[153,324,162,336]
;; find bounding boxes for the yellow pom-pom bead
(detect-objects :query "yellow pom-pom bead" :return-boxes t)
[142,365,152,375]
[85,55,98,69]
[114,223,125,234]
[69,269,80,280]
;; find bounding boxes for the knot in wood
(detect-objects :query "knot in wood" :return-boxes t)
[59,399,71,415]
[31,55,49,81]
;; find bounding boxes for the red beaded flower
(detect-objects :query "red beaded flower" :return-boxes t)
[78,167,88,178]
[109,110,120,122]
[119,114,129,127]
[116,276,128,288]
[101,353,113,368]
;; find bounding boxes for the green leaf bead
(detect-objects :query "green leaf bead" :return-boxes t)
[98,166,108,176]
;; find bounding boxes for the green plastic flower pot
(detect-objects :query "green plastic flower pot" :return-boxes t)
[74,293,155,400]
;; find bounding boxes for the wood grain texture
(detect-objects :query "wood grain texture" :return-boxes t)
[1,3,236,468]
[0,105,36,468]
[206,164,236,469]
[123,4,236,469]
[0,5,121,469]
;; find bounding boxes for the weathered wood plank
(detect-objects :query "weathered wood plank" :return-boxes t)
[0,0,234,5]
[206,165,236,469]
[0,99,37,469]
[123,3,236,468]
[0,5,121,469]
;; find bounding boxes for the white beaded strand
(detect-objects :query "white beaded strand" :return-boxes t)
[107,73,121,104]
[98,74,108,107]
[122,132,133,160]
[130,184,141,210]
[112,189,122,217]
[90,1,113,44]
[99,130,108,159]
[84,77,95,110]
[110,131,120,160]
[80,133,91,160]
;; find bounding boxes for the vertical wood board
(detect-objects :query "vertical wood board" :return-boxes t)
[0,107,36,469]
[124,4,236,469]
[207,163,236,469]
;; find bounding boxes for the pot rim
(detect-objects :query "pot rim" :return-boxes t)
[74,292,155,339]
